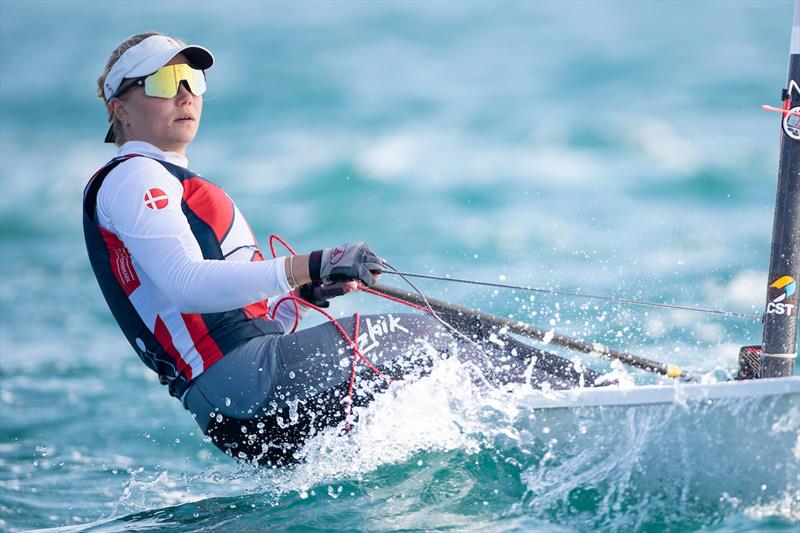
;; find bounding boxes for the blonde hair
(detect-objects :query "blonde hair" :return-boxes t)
[97,32,166,146]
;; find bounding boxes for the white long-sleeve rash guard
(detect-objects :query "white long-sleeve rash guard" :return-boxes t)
[96,141,305,329]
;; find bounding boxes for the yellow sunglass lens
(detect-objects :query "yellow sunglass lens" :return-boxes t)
[144,64,206,99]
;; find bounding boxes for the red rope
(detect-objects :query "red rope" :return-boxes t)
[266,235,394,433]
[269,295,301,333]
[269,296,388,377]
[359,286,432,314]
[269,234,297,257]
[345,313,361,432]
[270,294,391,432]
[268,234,301,333]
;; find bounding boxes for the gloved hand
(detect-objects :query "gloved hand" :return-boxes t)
[308,241,385,287]
[298,281,350,308]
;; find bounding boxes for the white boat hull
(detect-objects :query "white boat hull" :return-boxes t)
[521,376,800,409]
[514,376,800,519]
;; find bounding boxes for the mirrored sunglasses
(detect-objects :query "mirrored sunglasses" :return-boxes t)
[113,64,206,100]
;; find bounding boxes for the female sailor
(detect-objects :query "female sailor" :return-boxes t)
[85,32,576,466]
[84,32,463,465]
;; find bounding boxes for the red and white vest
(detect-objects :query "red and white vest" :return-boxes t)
[83,155,283,399]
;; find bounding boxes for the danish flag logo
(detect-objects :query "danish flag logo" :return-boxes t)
[144,188,169,210]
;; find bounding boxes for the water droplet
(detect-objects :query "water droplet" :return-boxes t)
[225,397,231,406]
[289,371,296,379]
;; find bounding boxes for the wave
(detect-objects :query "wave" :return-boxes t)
[26,357,797,533]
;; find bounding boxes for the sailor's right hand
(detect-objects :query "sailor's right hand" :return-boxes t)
[309,241,385,287]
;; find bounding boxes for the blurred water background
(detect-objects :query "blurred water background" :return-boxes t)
[1,0,798,531]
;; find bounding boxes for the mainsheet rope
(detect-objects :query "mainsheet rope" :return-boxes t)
[265,235,705,413]
[267,235,503,426]
[377,271,762,320]
[267,235,395,432]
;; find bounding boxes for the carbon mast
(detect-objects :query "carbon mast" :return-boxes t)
[760,0,800,378]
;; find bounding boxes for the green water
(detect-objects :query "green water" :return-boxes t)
[1,1,798,531]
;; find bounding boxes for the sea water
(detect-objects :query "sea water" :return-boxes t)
[1,1,798,531]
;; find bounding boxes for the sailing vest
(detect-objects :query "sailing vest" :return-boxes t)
[83,155,283,399]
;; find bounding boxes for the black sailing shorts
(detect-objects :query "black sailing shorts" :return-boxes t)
[184,313,460,465]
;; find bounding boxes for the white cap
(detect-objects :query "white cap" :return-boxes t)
[103,35,214,101]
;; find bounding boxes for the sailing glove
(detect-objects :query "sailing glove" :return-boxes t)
[308,241,385,287]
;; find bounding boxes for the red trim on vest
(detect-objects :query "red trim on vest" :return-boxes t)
[181,177,234,241]
[181,313,224,368]
[98,227,141,297]
[154,315,192,381]
[242,301,269,320]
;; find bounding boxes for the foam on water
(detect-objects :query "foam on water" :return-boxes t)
[25,352,797,532]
